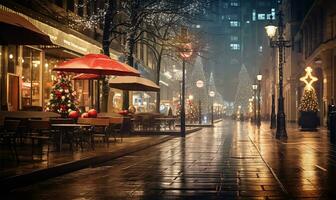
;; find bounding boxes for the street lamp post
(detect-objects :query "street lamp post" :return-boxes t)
[252,84,258,125]
[209,91,215,125]
[179,43,193,137]
[249,98,253,122]
[196,80,204,124]
[265,10,290,139]
[265,19,277,130]
[257,74,262,127]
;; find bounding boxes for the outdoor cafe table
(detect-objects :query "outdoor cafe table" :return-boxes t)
[155,117,177,130]
[51,124,91,152]
[0,111,60,119]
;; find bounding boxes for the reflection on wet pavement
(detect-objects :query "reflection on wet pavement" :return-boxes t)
[4,120,336,199]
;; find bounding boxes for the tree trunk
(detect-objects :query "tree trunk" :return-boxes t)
[101,0,115,112]
[155,49,163,113]
[122,2,139,110]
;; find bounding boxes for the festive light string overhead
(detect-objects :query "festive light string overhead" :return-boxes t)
[300,66,318,91]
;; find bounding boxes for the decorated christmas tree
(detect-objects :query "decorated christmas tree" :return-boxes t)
[298,89,318,112]
[298,66,319,130]
[186,100,198,123]
[45,71,78,117]
[299,67,319,112]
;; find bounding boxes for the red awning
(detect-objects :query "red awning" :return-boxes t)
[0,10,52,45]
[53,54,140,77]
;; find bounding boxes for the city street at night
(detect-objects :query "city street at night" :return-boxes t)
[1,0,336,199]
[4,120,336,199]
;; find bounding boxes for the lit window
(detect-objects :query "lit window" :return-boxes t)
[230,43,240,50]
[230,21,240,27]
[258,14,266,20]
[230,36,239,41]
[267,14,272,20]
[230,0,239,6]
[252,9,256,21]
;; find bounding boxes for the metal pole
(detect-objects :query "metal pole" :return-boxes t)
[96,79,100,112]
[270,48,276,129]
[257,80,261,127]
[276,10,287,139]
[180,59,186,137]
[198,98,202,124]
[254,90,257,124]
[211,97,214,125]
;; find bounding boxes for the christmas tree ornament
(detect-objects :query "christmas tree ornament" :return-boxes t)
[88,109,98,118]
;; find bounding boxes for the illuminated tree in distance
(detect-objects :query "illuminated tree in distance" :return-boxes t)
[233,65,253,115]
[188,56,208,113]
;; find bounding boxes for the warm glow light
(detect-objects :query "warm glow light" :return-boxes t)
[196,80,204,88]
[209,91,215,97]
[257,74,262,81]
[265,24,277,38]
[9,54,13,59]
[189,95,194,100]
[300,66,318,91]
[252,84,258,90]
[179,43,193,59]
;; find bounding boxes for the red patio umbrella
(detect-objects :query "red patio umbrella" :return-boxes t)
[53,54,140,112]
[52,54,140,76]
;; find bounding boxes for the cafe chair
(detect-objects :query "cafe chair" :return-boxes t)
[27,120,52,161]
[0,119,21,162]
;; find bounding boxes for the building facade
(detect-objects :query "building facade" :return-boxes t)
[0,0,180,113]
[277,0,334,126]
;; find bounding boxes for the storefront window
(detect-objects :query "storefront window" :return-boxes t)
[43,56,60,106]
[74,79,90,111]
[22,46,42,107]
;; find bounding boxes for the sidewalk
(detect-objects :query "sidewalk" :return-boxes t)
[247,122,336,198]
[0,126,202,190]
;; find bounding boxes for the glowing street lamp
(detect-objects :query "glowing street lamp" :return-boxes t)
[265,24,277,38]
[265,10,290,139]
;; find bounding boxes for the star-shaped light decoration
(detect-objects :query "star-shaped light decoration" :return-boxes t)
[300,66,318,91]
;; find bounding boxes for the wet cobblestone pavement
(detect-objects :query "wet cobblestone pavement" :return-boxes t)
[3,120,336,199]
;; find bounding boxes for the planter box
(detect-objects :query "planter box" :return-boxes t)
[299,111,319,131]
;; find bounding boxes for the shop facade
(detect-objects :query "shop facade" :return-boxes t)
[0,6,112,112]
